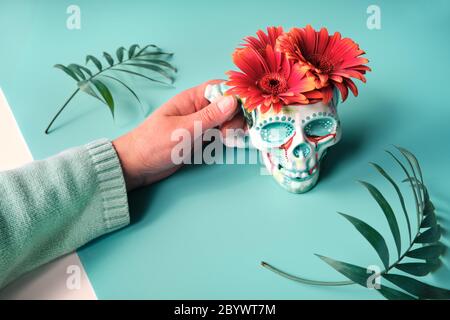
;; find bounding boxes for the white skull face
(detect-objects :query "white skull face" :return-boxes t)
[247,91,341,193]
[204,83,342,193]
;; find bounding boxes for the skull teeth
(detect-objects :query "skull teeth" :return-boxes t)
[277,164,315,179]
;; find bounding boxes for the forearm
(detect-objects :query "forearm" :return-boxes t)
[0,139,129,288]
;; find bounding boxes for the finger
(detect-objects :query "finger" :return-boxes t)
[188,79,227,112]
[158,79,225,116]
[220,115,248,148]
[181,95,238,134]
[219,114,245,137]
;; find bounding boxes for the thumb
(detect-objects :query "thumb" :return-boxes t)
[184,95,238,132]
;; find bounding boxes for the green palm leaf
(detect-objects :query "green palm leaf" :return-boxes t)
[71,64,93,77]
[386,150,422,232]
[90,79,114,116]
[77,80,103,102]
[86,55,103,72]
[135,44,159,56]
[415,225,441,243]
[358,181,402,258]
[405,244,445,260]
[378,285,416,300]
[103,52,114,67]
[408,179,435,218]
[382,273,450,299]
[402,177,435,224]
[128,44,140,59]
[423,196,435,216]
[395,146,424,186]
[138,51,174,58]
[54,64,79,81]
[395,146,424,211]
[67,64,86,80]
[395,262,438,276]
[338,213,390,270]
[116,46,126,63]
[421,213,437,228]
[370,162,412,242]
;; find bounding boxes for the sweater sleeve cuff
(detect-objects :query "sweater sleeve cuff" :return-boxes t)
[85,139,130,232]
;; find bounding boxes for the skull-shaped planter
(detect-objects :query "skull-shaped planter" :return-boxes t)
[206,83,342,193]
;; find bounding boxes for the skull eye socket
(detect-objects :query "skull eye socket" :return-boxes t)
[260,121,295,145]
[304,118,336,141]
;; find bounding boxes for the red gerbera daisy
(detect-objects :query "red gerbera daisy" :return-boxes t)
[277,25,371,103]
[226,27,316,113]
[243,26,284,53]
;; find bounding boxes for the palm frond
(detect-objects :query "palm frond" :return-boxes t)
[370,162,412,242]
[45,43,177,134]
[337,212,390,269]
[262,147,450,299]
[358,180,402,258]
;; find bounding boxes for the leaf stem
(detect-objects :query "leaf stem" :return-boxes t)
[45,57,121,134]
[261,261,354,286]
[44,88,80,134]
[45,48,171,134]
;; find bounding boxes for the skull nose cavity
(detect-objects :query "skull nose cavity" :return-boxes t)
[293,143,311,158]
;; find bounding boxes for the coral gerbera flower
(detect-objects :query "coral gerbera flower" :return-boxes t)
[277,25,371,103]
[226,27,316,113]
[243,26,284,53]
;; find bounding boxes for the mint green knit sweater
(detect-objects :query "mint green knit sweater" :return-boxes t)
[0,139,130,288]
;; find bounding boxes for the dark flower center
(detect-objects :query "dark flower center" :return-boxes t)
[308,53,334,73]
[258,73,288,95]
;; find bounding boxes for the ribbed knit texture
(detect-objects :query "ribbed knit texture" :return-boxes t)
[0,139,130,288]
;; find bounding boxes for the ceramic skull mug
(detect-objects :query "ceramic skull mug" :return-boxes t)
[205,83,342,193]
[206,25,369,193]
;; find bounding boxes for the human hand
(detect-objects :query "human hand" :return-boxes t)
[113,80,244,191]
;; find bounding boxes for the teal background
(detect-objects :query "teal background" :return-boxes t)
[1,0,449,299]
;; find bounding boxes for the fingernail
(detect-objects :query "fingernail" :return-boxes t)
[217,96,235,114]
